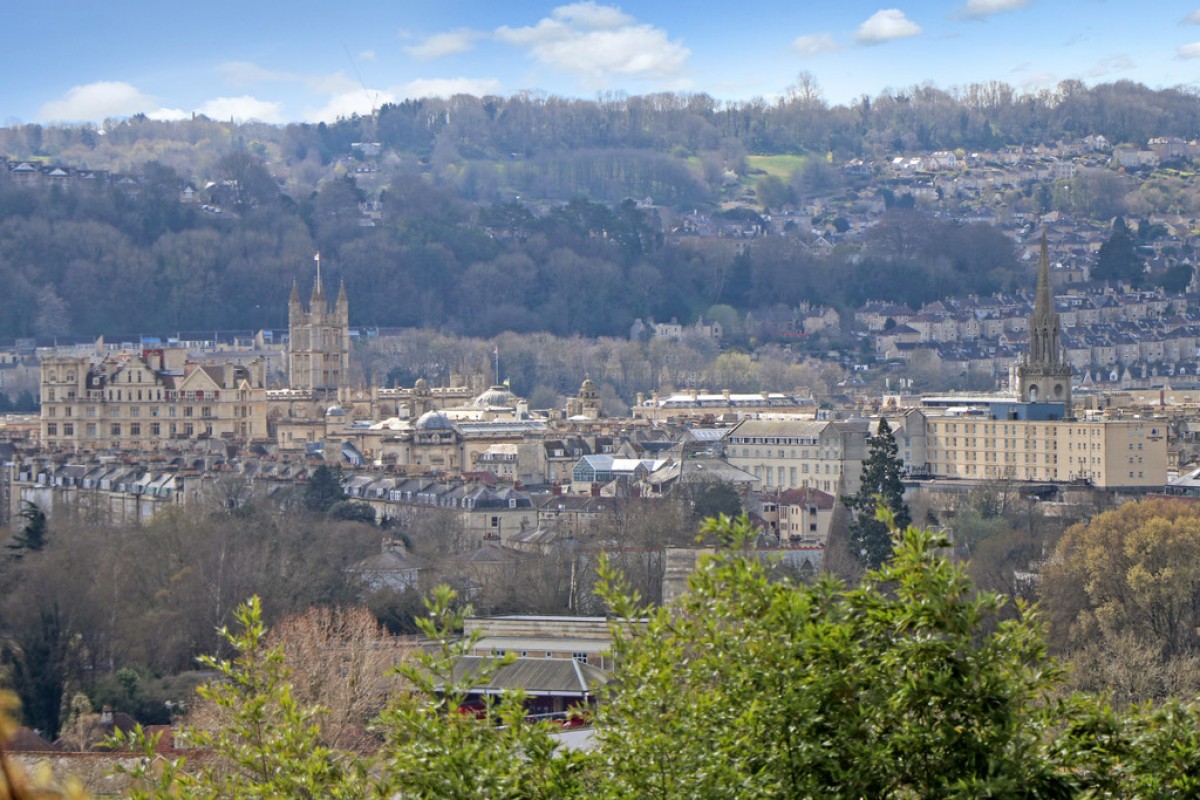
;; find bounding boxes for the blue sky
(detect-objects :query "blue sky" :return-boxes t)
[6,1,1200,125]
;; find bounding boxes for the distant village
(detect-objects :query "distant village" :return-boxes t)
[6,132,1200,571]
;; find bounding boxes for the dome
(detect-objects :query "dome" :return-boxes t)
[580,378,596,393]
[414,377,430,393]
[414,410,456,431]
[472,385,518,408]
[325,405,345,417]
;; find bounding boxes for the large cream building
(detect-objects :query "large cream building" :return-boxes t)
[39,347,270,450]
[906,409,1167,489]
[898,233,1167,490]
[722,417,870,495]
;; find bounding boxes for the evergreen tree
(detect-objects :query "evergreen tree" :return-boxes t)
[9,500,47,552]
[1094,216,1144,287]
[843,418,911,569]
[303,465,345,514]
[3,605,71,739]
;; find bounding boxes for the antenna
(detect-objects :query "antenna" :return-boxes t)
[343,44,377,116]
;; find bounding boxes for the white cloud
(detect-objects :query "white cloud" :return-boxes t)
[359,49,377,62]
[962,0,1030,18]
[195,96,286,123]
[1183,10,1200,24]
[792,33,840,57]
[1019,71,1058,91]
[496,2,689,85]
[856,9,922,44]
[405,29,483,60]
[303,77,503,122]
[38,81,158,122]
[146,108,190,121]
[1180,41,1200,58]
[1084,54,1134,77]
[217,61,296,87]
[550,1,633,28]
[395,77,504,99]
[306,89,396,123]
[307,72,361,96]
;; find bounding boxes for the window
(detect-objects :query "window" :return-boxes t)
[150,422,160,436]
[63,423,73,436]
[572,652,588,664]
[111,423,121,436]
[130,423,141,436]
[46,423,57,436]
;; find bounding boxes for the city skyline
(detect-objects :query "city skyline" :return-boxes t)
[5,1,1200,126]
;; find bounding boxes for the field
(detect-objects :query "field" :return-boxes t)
[745,154,808,179]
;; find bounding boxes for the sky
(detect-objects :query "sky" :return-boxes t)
[5,1,1200,126]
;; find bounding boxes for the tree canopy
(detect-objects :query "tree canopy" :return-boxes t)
[67,512,1200,799]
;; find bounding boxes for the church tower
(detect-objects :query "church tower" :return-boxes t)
[288,255,351,396]
[1016,232,1072,417]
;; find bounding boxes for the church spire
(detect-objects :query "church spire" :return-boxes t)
[289,277,301,308]
[1034,230,1053,322]
[1016,229,1072,416]
[310,252,325,304]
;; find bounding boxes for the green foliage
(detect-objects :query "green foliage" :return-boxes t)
[2,604,71,739]
[372,586,587,799]
[842,418,911,569]
[112,597,371,799]
[688,480,742,521]
[328,500,377,524]
[304,465,345,514]
[593,514,1074,798]
[92,512,1200,798]
[113,590,584,799]
[9,500,47,552]
[1094,216,1145,287]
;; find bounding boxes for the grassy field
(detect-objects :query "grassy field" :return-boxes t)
[745,154,808,179]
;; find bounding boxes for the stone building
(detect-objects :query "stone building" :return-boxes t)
[287,265,350,397]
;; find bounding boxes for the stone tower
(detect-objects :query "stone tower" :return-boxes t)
[288,259,350,396]
[1016,232,1072,417]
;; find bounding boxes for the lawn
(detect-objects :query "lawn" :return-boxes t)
[745,154,809,179]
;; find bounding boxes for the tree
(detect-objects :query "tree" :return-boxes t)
[9,500,47,553]
[593,514,1074,798]
[1041,498,1200,660]
[1094,216,1144,287]
[2,605,72,739]
[304,465,345,514]
[842,418,911,569]
[96,515,1200,798]
[688,480,742,521]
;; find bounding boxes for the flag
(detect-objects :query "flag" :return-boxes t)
[503,378,510,388]
[314,252,320,262]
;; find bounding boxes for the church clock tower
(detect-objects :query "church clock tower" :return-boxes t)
[1016,232,1072,418]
